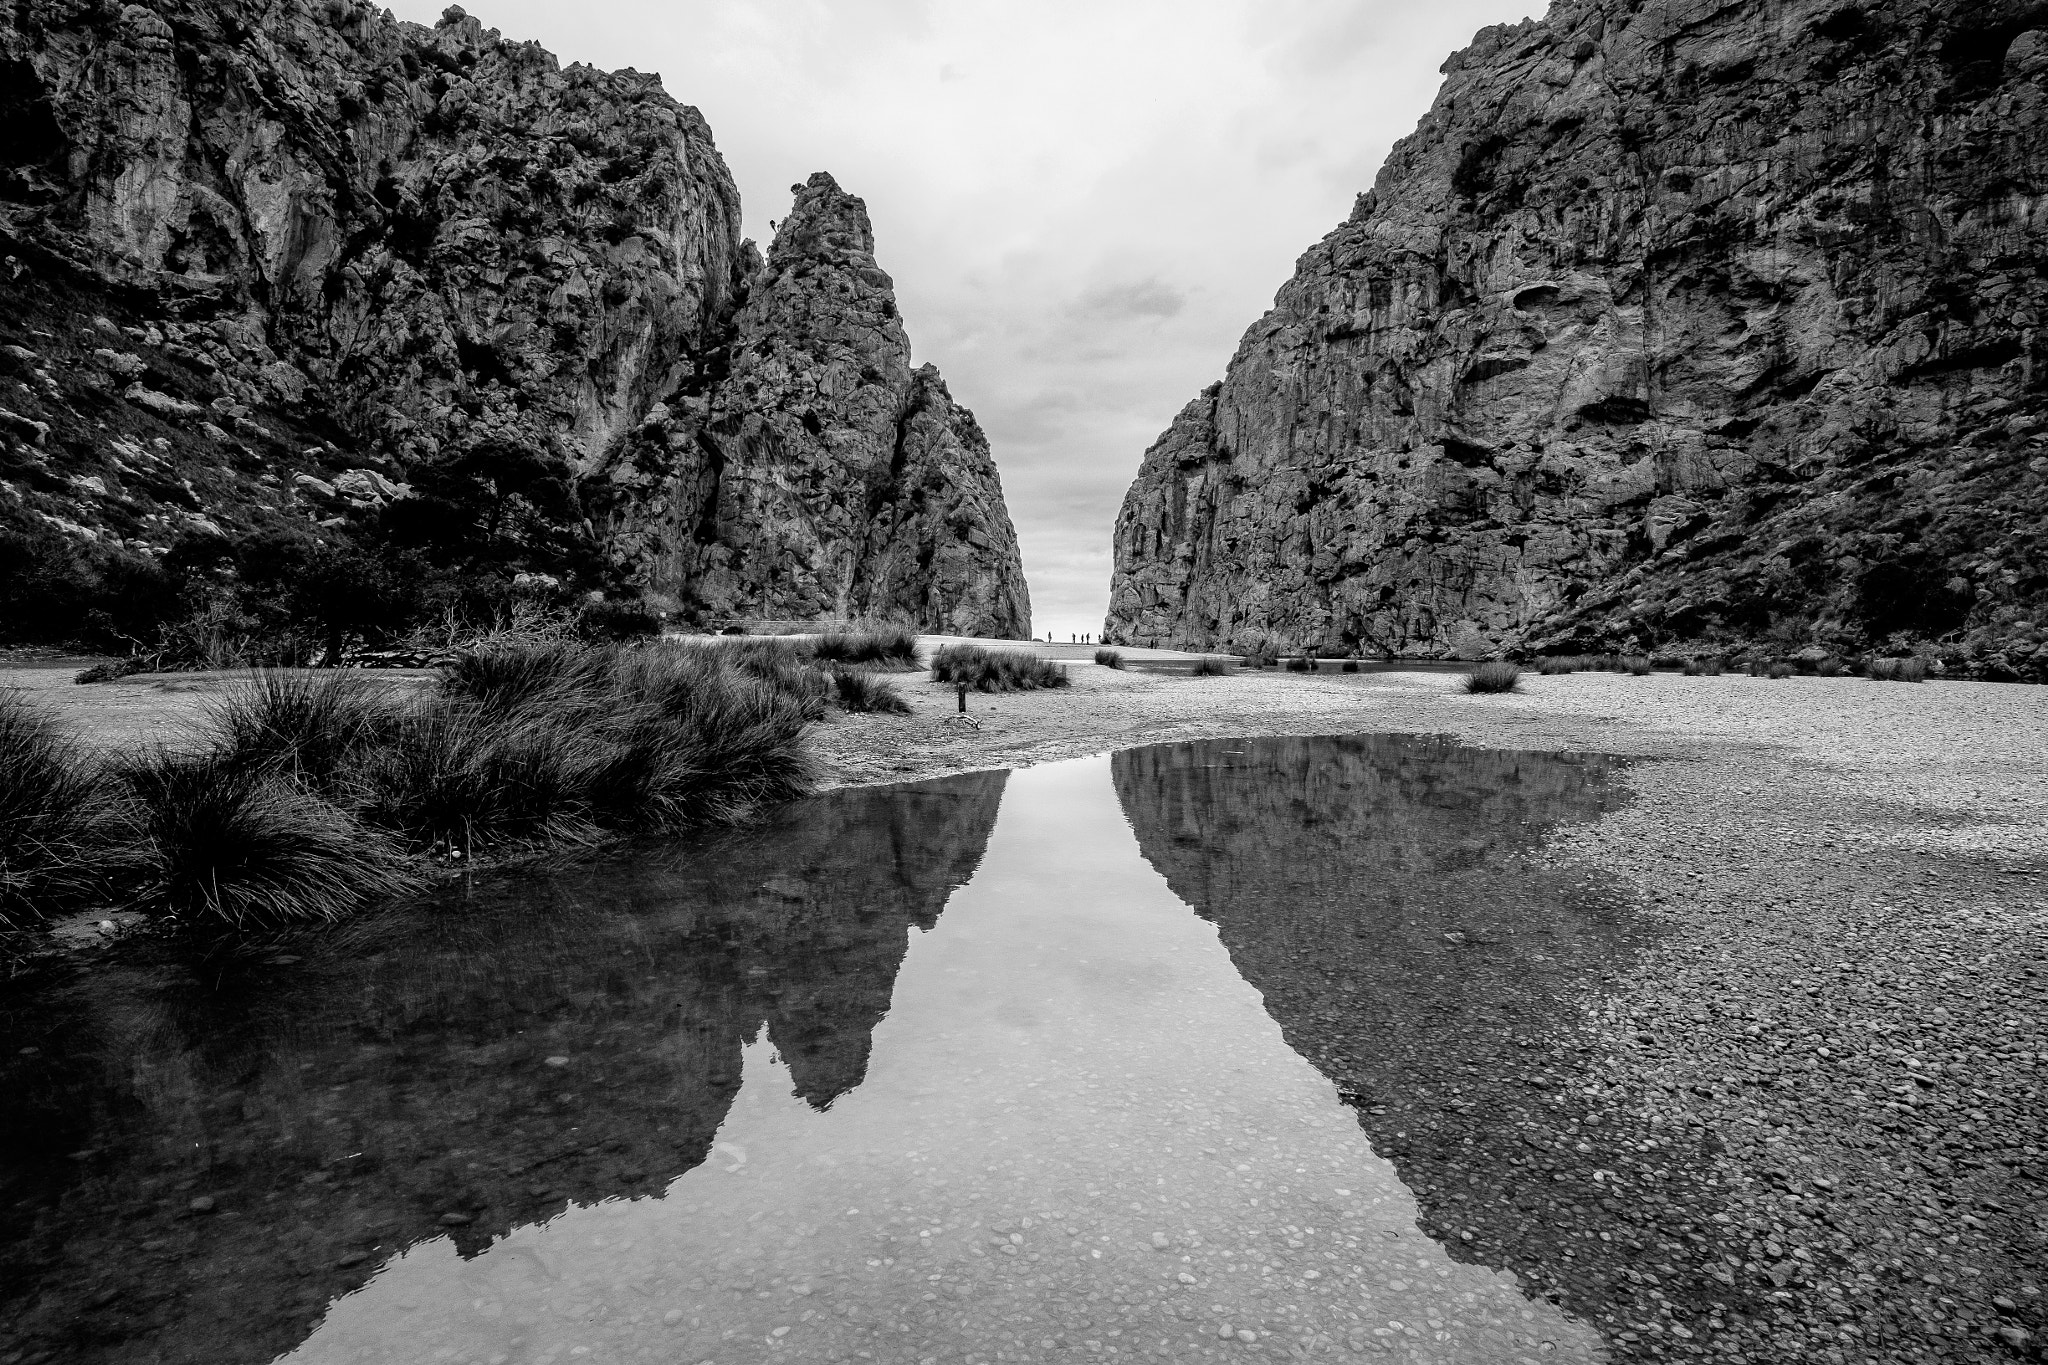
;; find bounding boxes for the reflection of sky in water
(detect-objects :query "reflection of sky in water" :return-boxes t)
[286,756,1601,1364]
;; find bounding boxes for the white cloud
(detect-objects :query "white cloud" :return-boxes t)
[394,0,1542,638]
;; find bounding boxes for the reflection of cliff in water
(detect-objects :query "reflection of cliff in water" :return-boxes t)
[1114,735,1754,1331]
[0,772,1007,1365]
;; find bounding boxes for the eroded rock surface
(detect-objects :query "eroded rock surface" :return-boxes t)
[591,174,1031,634]
[0,1,1026,634]
[1108,0,2048,678]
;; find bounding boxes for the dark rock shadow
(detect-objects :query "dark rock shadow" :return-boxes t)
[1114,734,1763,1350]
[0,771,1006,1365]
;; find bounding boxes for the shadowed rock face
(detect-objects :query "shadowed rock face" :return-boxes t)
[0,3,1027,635]
[1112,735,1762,1342]
[590,174,1033,635]
[0,771,1006,1365]
[1107,0,2048,679]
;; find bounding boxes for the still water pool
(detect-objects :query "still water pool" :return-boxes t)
[1,737,1622,1365]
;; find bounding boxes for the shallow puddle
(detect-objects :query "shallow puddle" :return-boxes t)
[2,738,1623,1364]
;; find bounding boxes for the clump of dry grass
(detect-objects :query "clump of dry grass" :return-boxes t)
[1625,656,1653,676]
[0,695,133,929]
[1767,661,1795,679]
[1190,656,1231,677]
[121,750,421,930]
[813,628,920,667]
[831,668,912,714]
[1094,648,1125,669]
[930,644,1069,692]
[1463,662,1523,694]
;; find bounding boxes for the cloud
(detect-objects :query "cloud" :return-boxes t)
[1073,279,1187,321]
[388,0,1540,637]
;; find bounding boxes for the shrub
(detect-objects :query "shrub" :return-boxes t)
[929,644,1069,692]
[1699,658,1724,676]
[1341,660,1359,673]
[1094,648,1125,669]
[831,668,911,714]
[0,695,130,928]
[1816,657,1844,677]
[1463,662,1522,694]
[1190,656,1231,677]
[576,598,663,642]
[1767,661,1795,679]
[1284,656,1312,673]
[1538,657,1576,675]
[74,659,141,685]
[1681,659,1702,676]
[122,750,420,930]
[1625,656,1653,676]
[814,628,920,667]
[1237,639,1278,668]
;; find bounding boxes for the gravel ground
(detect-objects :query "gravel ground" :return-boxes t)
[9,648,2045,1363]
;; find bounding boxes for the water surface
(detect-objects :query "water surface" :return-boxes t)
[2,740,1622,1364]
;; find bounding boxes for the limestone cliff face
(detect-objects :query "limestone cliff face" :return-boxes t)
[0,1,1027,635]
[1108,0,2048,678]
[592,174,1032,635]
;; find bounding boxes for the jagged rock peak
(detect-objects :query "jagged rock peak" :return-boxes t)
[1106,0,2048,680]
[594,172,1032,636]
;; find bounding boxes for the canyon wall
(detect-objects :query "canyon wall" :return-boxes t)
[0,0,1027,636]
[1107,0,2048,677]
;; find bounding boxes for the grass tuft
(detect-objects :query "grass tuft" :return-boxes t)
[814,628,920,667]
[1767,661,1795,679]
[1537,656,1577,675]
[1463,662,1523,694]
[206,670,394,797]
[0,695,132,929]
[1094,648,1125,669]
[1190,656,1231,677]
[1625,656,1653,676]
[122,750,421,930]
[831,668,912,714]
[1341,660,1359,673]
[929,644,1070,692]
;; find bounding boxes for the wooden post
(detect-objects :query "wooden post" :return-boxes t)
[956,680,968,713]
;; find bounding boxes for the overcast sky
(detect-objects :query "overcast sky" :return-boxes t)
[392,0,1541,639]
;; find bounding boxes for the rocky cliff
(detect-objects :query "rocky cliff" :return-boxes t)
[590,174,1032,634]
[0,0,1027,637]
[1107,0,2048,678]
